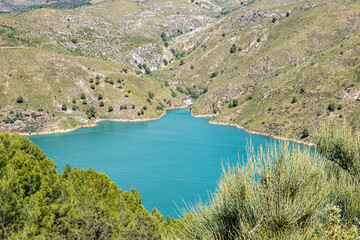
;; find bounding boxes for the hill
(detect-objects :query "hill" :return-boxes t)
[154,0,360,141]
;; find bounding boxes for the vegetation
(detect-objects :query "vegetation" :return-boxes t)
[181,122,360,239]
[0,133,179,239]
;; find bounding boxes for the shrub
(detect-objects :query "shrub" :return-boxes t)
[99,101,104,107]
[71,38,78,44]
[95,79,100,85]
[337,104,343,110]
[257,37,261,42]
[300,86,305,93]
[210,72,218,78]
[125,94,129,98]
[145,67,151,75]
[148,92,155,99]
[108,106,113,112]
[190,65,194,69]
[90,84,95,89]
[105,78,114,84]
[62,104,67,111]
[272,17,277,23]
[96,74,100,79]
[286,12,290,17]
[221,32,225,37]
[132,104,135,109]
[72,98,76,104]
[163,59,168,66]
[31,112,36,119]
[291,96,298,103]
[164,81,169,87]
[89,78,94,83]
[72,105,77,111]
[86,106,96,118]
[16,96,23,103]
[328,103,336,112]
[180,59,185,65]
[302,128,309,138]
[164,41,169,47]
[80,93,85,99]
[230,44,237,53]
[98,94,103,100]
[82,100,87,105]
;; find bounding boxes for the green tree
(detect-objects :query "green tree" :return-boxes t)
[86,106,96,118]
[16,96,23,103]
[180,59,185,65]
[108,106,113,112]
[62,104,67,111]
[230,44,237,53]
[80,93,85,99]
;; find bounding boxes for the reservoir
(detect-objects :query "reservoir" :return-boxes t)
[28,108,279,218]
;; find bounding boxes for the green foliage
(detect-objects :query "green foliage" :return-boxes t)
[300,86,305,93]
[228,99,239,108]
[302,127,309,138]
[108,106,113,112]
[85,106,95,119]
[145,67,151,75]
[163,59,168,66]
[148,91,155,99]
[16,96,23,103]
[210,72,218,78]
[98,94,103,100]
[180,59,185,66]
[72,98,76,104]
[272,17,277,23]
[328,102,336,112]
[0,133,171,239]
[80,93,85,99]
[61,103,67,111]
[338,104,343,110]
[190,64,194,70]
[291,96,298,103]
[99,101,104,107]
[90,83,95,89]
[230,44,237,53]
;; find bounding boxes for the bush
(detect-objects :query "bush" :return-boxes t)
[80,93,85,99]
[62,104,67,111]
[99,101,104,107]
[272,17,277,23]
[163,59,168,66]
[291,96,298,103]
[337,104,343,110]
[230,44,237,53]
[257,37,261,42]
[90,84,95,89]
[95,79,100,85]
[16,96,23,103]
[72,105,77,111]
[182,143,332,239]
[328,103,336,112]
[72,98,76,104]
[108,106,113,112]
[105,78,114,84]
[148,92,155,99]
[286,12,290,17]
[300,86,305,93]
[145,67,151,75]
[302,128,309,138]
[190,65,194,69]
[132,104,135,109]
[180,59,185,65]
[210,72,218,78]
[82,100,87,105]
[86,106,96,118]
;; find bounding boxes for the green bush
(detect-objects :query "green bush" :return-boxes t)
[86,106,96,118]
[210,72,218,78]
[80,93,85,99]
[148,91,155,99]
[61,104,67,111]
[291,96,298,103]
[163,59,168,66]
[16,96,23,103]
[327,103,336,112]
[230,44,237,53]
[98,94,103,100]
[99,101,104,107]
[90,84,95,89]
[180,59,185,65]
[108,106,113,112]
[302,128,309,138]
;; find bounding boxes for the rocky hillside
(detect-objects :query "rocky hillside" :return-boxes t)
[0,0,359,140]
[155,0,360,140]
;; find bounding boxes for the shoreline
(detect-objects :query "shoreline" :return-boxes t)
[19,104,187,136]
[208,120,314,146]
[189,110,314,146]
[20,104,314,147]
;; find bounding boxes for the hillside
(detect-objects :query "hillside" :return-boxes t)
[154,0,360,141]
[0,0,359,140]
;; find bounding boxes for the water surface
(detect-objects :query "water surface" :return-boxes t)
[29,108,278,218]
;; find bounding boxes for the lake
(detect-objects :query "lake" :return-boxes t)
[28,108,279,218]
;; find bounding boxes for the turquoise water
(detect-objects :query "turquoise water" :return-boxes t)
[28,108,279,218]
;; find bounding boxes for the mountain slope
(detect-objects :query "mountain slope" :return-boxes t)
[154,0,360,140]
